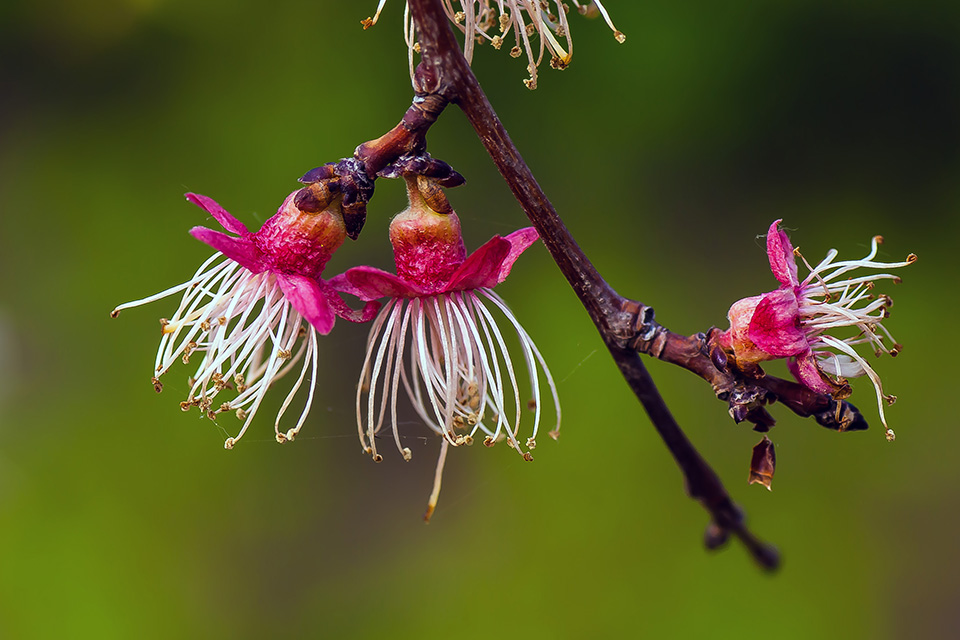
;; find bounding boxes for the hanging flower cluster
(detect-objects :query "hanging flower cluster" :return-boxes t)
[113,177,558,520]
[363,1,625,89]
[718,219,916,441]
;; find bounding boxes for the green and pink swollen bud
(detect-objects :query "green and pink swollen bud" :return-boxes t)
[719,220,916,441]
[112,191,378,450]
[388,181,466,289]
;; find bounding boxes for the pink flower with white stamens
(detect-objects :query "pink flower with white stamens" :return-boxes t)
[719,220,916,441]
[112,191,377,449]
[334,178,560,521]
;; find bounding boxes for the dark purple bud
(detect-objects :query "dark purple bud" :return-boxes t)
[342,201,367,240]
[816,400,869,432]
[747,406,776,432]
[378,154,466,188]
[294,186,324,213]
[435,171,465,188]
[711,345,729,372]
[417,157,465,186]
[376,163,406,180]
[748,436,776,490]
[731,404,749,424]
[340,168,375,205]
[299,164,337,184]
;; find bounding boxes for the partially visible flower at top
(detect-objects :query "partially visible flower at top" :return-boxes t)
[112,191,378,449]
[719,220,916,441]
[333,176,560,521]
[364,0,624,89]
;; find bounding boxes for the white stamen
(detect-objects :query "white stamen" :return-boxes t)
[369,0,388,26]
[819,335,896,441]
[424,437,450,523]
[792,234,913,440]
[392,0,622,85]
[357,290,560,512]
[116,254,322,447]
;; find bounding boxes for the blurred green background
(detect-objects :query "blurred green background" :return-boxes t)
[1,1,956,638]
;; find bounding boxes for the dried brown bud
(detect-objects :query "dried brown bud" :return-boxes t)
[294,182,335,214]
[748,436,776,490]
[416,175,452,214]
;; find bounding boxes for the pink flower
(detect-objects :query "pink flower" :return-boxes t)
[112,191,377,449]
[719,220,916,441]
[334,178,560,521]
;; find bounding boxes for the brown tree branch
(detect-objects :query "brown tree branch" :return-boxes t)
[404,0,780,570]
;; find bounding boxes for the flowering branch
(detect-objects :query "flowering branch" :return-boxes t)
[113,1,911,569]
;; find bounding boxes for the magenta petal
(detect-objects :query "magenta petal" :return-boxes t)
[327,273,366,299]
[446,236,511,291]
[344,266,426,300]
[447,228,540,291]
[788,353,836,395]
[747,288,807,357]
[186,193,251,236]
[276,274,336,335]
[766,219,799,287]
[190,227,265,273]
[319,279,382,323]
[498,227,540,283]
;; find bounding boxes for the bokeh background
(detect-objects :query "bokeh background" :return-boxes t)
[1,1,957,638]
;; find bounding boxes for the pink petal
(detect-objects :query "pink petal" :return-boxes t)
[343,266,426,300]
[190,227,265,273]
[446,228,540,291]
[446,236,510,291]
[747,288,808,357]
[327,273,366,298]
[186,193,251,236]
[720,293,762,354]
[276,274,336,335]
[766,219,799,287]
[497,227,540,282]
[788,353,837,395]
[319,279,381,324]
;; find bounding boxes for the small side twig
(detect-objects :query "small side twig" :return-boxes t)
[631,314,869,434]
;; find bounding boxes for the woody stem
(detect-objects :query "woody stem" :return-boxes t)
[405,0,779,570]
